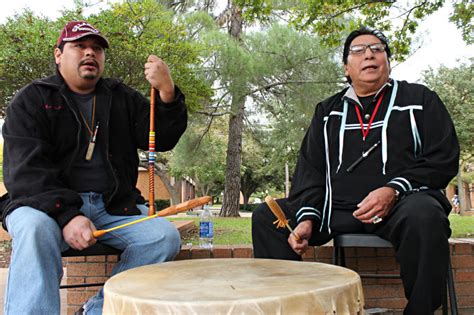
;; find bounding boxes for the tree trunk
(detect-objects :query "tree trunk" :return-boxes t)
[459,179,472,215]
[220,2,244,217]
[220,96,245,217]
[457,174,464,215]
[242,193,250,208]
[240,171,258,208]
[138,159,180,206]
[155,169,181,205]
[193,176,211,198]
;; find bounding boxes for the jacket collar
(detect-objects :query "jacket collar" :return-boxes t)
[35,74,119,94]
[342,79,393,107]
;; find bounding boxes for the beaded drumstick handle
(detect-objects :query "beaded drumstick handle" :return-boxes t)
[148,87,156,216]
[264,196,300,241]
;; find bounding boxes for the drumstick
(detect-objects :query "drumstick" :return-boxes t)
[264,196,301,241]
[148,86,156,216]
[93,196,212,238]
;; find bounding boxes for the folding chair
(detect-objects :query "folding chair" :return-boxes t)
[332,233,458,315]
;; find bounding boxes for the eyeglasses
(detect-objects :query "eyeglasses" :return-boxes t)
[349,43,386,55]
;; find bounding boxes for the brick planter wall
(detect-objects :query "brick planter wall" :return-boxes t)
[61,241,474,314]
[63,254,119,314]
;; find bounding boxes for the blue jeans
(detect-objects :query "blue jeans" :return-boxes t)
[4,192,181,315]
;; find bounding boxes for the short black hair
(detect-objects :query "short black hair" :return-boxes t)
[55,43,65,74]
[343,26,391,65]
[57,42,65,52]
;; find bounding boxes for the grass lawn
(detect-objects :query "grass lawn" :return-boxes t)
[171,217,252,245]
[171,213,474,245]
[449,214,474,238]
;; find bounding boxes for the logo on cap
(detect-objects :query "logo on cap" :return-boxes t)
[72,22,100,34]
[57,21,109,48]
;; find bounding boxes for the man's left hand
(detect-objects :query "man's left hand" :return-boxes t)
[353,187,397,224]
[288,220,313,256]
[144,55,175,103]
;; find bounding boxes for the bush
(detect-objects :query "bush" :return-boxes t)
[155,199,170,210]
[239,204,259,212]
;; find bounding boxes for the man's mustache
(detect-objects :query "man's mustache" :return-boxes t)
[79,59,99,68]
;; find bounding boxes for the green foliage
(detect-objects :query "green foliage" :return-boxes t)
[239,203,259,212]
[155,199,171,210]
[0,0,212,113]
[240,132,274,200]
[0,11,58,110]
[246,24,342,182]
[169,116,227,196]
[179,19,343,198]
[423,59,474,188]
[83,0,212,111]
[422,59,474,160]
[186,20,342,198]
[450,1,474,44]
[234,0,471,63]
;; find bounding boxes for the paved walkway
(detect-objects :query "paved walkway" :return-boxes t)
[0,268,68,314]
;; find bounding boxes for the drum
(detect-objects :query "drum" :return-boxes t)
[103,258,364,314]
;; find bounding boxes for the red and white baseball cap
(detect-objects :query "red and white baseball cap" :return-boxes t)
[56,21,109,48]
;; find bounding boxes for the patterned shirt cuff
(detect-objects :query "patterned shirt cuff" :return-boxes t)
[386,177,412,193]
[295,207,322,224]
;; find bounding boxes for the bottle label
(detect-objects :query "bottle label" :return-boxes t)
[200,222,214,238]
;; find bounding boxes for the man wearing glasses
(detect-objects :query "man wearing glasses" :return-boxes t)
[252,27,459,314]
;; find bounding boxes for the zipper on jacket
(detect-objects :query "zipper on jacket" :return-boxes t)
[61,94,84,174]
[104,97,119,207]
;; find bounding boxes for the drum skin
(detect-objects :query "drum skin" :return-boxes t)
[103,258,364,314]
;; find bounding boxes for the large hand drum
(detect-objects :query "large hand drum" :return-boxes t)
[103,258,364,314]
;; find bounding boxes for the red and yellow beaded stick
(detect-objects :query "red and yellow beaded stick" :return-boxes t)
[148,87,156,216]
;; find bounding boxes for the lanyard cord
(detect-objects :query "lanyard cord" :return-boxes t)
[78,95,96,137]
[354,90,385,140]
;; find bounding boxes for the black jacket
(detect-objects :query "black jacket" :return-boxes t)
[1,74,187,229]
[288,80,459,231]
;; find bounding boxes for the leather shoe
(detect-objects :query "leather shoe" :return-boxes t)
[74,306,84,315]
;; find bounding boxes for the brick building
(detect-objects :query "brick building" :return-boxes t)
[135,167,196,204]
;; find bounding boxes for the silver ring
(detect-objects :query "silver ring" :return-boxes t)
[372,215,383,224]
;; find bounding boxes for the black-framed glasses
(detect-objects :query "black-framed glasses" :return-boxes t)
[349,43,386,55]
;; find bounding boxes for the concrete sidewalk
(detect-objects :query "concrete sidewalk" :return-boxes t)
[0,268,68,314]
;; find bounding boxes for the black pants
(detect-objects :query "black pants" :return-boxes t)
[252,191,451,315]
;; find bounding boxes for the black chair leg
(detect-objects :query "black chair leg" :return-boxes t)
[442,288,448,315]
[340,247,346,267]
[447,257,458,315]
[332,246,339,265]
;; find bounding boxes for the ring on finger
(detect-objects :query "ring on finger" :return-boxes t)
[371,215,383,224]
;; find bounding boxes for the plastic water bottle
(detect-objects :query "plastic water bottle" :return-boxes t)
[199,205,213,249]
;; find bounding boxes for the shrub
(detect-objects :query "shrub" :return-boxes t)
[155,199,171,210]
[239,204,259,212]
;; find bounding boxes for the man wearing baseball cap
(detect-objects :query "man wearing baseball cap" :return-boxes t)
[252,27,459,314]
[2,20,187,314]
